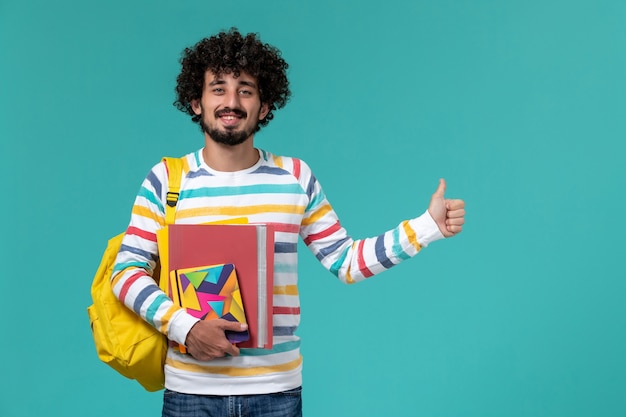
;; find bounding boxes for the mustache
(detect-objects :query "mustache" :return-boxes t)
[215,108,247,118]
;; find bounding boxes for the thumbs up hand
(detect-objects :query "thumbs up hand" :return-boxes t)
[428,179,465,238]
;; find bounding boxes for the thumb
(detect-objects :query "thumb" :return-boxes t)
[433,178,446,198]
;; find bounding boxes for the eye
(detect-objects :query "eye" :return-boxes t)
[239,89,253,96]
[212,88,224,94]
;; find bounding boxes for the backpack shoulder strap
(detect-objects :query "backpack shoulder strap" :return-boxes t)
[162,157,184,225]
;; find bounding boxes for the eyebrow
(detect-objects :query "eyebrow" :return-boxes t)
[208,79,258,89]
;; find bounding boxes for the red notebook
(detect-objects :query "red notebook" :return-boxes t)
[167,224,275,349]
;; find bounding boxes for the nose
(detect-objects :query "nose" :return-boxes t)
[224,89,241,109]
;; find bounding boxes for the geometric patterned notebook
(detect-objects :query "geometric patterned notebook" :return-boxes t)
[169,263,249,349]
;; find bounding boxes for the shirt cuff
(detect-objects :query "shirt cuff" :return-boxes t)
[168,310,200,346]
[408,210,445,248]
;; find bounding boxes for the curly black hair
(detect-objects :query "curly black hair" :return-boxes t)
[173,28,290,132]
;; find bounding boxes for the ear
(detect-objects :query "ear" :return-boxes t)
[259,103,270,121]
[191,99,202,116]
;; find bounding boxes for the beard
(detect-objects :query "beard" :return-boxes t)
[200,107,257,146]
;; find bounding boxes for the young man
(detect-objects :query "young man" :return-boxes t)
[112,28,465,417]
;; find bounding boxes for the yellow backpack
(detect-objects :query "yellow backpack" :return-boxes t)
[87,157,183,392]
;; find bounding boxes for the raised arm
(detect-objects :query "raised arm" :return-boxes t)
[300,167,465,284]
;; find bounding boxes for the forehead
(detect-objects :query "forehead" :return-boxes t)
[204,70,258,87]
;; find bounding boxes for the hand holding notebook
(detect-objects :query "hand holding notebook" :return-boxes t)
[184,318,248,361]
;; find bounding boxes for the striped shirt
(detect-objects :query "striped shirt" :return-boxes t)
[112,148,443,395]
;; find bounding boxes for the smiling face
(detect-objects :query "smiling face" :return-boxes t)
[192,71,269,146]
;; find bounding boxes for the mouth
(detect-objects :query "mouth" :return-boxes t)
[215,108,247,127]
[221,114,240,122]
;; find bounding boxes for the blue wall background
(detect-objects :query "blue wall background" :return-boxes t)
[1,0,625,416]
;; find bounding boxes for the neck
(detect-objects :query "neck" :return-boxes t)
[202,135,259,172]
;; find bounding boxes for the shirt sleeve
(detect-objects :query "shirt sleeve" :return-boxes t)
[298,161,444,284]
[110,161,198,345]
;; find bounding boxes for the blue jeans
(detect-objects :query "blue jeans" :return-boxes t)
[162,387,303,417]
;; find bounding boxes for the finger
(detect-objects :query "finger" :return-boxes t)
[189,348,213,362]
[433,178,446,198]
[446,208,466,218]
[219,319,249,333]
[445,199,464,210]
[446,217,465,226]
[213,339,240,358]
[446,224,463,234]
[227,344,241,357]
[208,339,238,359]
